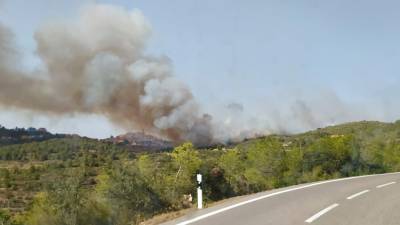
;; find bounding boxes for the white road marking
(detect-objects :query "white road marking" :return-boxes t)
[347,189,370,200]
[305,203,339,223]
[376,181,396,188]
[175,172,400,225]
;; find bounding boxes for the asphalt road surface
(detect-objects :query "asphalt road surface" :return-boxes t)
[163,172,400,225]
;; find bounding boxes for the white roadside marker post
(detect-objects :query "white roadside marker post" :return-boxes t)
[197,173,203,209]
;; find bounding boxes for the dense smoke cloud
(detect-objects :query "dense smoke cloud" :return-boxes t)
[0,4,213,145]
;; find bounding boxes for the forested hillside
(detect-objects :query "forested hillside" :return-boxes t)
[1,120,400,225]
[0,126,65,146]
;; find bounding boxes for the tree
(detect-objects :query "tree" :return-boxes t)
[244,137,285,190]
[281,147,304,185]
[382,142,400,171]
[101,164,162,225]
[218,149,246,194]
[168,142,202,207]
[303,135,353,178]
[172,143,201,179]
[171,143,201,191]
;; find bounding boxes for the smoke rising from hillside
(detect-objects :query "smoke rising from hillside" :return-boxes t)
[0,4,214,145]
[1,3,397,145]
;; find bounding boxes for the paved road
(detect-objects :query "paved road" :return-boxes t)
[163,172,400,225]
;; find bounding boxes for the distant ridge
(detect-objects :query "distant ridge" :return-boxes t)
[0,125,65,146]
[0,125,173,152]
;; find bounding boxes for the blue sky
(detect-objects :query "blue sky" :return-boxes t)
[0,0,399,137]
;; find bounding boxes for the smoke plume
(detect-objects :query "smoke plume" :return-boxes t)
[1,3,394,145]
[0,4,213,145]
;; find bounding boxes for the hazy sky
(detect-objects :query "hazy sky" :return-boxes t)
[0,0,400,138]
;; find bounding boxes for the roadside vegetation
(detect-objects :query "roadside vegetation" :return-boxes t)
[1,120,400,225]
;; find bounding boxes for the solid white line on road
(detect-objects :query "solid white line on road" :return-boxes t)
[175,172,400,225]
[305,203,339,223]
[346,189,370,200]
[376,181,396,188]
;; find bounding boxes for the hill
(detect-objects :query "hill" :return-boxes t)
[0,126,65,146]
